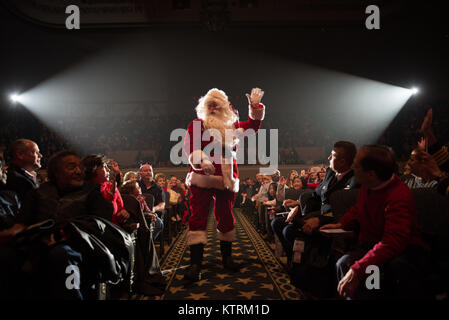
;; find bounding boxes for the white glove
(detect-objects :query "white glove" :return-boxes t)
[245,87,265,106]
[201,159,215,175]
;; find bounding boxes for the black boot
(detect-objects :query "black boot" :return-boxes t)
[220,241,240,272]
[184,244,204,282]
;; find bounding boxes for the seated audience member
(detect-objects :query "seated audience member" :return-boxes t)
[306,167,321,190]
[123,171,138,183]
[281,176,309,209]
[263,182,280,209]
[4,139,42,201]
[252,175,272,233]
[0,150,114,299]
[271,141,358,268]
[270,176,309,267]
[254,173,263,193]
[321,145,430,299]
[168,175,186,222]
[138,164,165,238]
[408,148,449,197]
[82,155,130,228]
[237,178,256,212]
[417,108,449,172]
[120,180,162,240]
[154,173,166,190]
[245,178,257,199]
[0,156,20,231]
[138,164,166,214]
[286,170,299,188]
[271,170,281,183]
[271,169,289,203]
[252,175,272,203]
[318,170,326,182]
[401,148,439,189]
[402,160,412,175]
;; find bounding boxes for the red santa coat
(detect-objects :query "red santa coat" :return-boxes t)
[183,104,265,192]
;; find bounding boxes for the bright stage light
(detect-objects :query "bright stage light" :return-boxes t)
[411,87,419,94]
[10,93,20,103]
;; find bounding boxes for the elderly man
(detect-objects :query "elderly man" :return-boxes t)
[138,163,164,239]
[5,139,42,201]
[321,145,429,299]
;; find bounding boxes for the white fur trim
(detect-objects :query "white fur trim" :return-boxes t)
[217,228,235,242]
[249,103,265,121]
[188,150,210,169]
[185,171,225,190]
[187,230,208,245]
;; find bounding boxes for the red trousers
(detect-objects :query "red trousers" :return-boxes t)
[189,185,236,233]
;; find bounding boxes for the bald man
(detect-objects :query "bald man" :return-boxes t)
[5,139,42,201]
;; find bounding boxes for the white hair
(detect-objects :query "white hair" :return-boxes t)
[195,88,238,125]
[195,88,239,147]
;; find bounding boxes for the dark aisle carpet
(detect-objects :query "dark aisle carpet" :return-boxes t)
[141,209,303,300]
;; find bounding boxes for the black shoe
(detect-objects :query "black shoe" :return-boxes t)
[184,264,202,282]
[222,256,240,272]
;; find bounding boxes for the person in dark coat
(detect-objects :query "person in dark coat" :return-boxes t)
[271,141,358,268]
[0,156,20,231]
[4,139,42,201]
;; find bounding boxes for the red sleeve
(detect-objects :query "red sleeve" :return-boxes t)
[101,182,125,225]
[114,189,125,213]
[184,119,202,158]
[236,104,264,132]
[350,192,415,280]
[100,182,113,202]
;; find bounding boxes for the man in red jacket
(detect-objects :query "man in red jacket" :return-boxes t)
[183,87,265,282]
[321,145,429,299]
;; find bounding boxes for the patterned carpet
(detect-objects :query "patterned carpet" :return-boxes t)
[143,209,303,300]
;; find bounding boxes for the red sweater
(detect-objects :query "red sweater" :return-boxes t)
[100,182,125,226]
[339,175,427,280]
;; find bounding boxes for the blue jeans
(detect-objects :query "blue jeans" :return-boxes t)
[336,244,430,299]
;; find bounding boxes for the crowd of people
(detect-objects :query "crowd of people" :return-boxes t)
[1,103,449,299]
[231,107,449,299]
[2,99,448,167]
[0,139,190,299]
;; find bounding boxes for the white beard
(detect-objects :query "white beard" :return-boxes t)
[203,113,238,148]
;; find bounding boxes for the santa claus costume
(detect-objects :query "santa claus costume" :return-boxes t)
[183,87,265,281]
